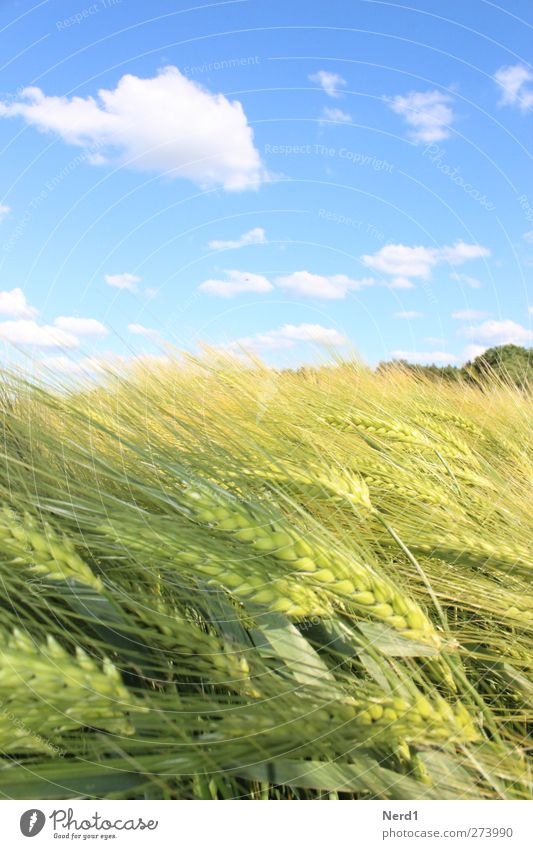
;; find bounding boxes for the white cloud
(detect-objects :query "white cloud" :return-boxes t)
[363,244,438,279]
[276,270,374,299]
[208,227,266,250]
[104,272,140,292]
[385,90,455,143]
[54,316,108,336]
[494,64,533,111]
[460,319,533,345]
[309,70,347,98]
[0,204,10,222]
[395,310,423,319]
[362,241,489,285]
[449,272,482,289]
[128,323,160,339]
[462,344,487,361]
[0,319,78,348]
[0,66,266,191]
[199,269,273,297]
[392,349,459,364]
[0,288,38,318]
[231,322,347,351]
[451,309,489,320]
[441,242,490,264]
[529,305,533,315]
[523,230,533,244]
[320,106,352,123]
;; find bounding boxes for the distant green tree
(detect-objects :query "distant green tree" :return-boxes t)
[464,344,532,389]
[377,359,462,381]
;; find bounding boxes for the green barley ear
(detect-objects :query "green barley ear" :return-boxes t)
[180,487,442,648]
[0,629,142,753]
[0,508,102,590]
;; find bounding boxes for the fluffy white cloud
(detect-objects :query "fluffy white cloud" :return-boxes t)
[363,244,438,279]
[104,272,140,292]
[0,67,266,191]
[392,349,459,364]
[128,323,160,339]
[395,310,423,319]
[442,242,490,264]
[461,319,533,345]
[0,288,38,318]
[54,316,108,336]
[199,269,273,297]
[0,319,78,348]
[462,344,487,361]
[451,309,489,320]
[320,107,352,123]
[0,204,10,222]
[231,322,347,351]
[523,230,533,244]
[309,70,347,98]
[385,90,455,143]
[494,64,533,110]
[208,227,266,250]
[277,270,374,299]
[362,241,489,284]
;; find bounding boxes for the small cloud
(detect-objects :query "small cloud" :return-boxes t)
[529,305,533,315]
[460,319,533,345]
[320,106,352,124]
[54,316,108,336]
[363,244,438,279]
[385,89,455,143]
[309,70,347,98]
[462,344,487,361]
[0,288,38,318]
[523,230,533,244]
[128,323,161,339]
[449,272,482,289]
[104,272,140,292]
[494,64,533,111]
[451,309,489,320]
[362,241,489,284]
[392,349,459,364]
[276,270,374,299]
[230,322,347,351]
[441,241,490,264]
[395,310,423,319]
[199,269,273,297]
[0,204,10,222]
[208,227,266,251]
[0,319,78,348]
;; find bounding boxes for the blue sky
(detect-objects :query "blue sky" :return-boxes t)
[0,0,531,374]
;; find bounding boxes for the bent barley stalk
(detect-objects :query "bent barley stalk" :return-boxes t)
[181,487,442,647]
[323,413,428,446]
[0,629,142,752]
[0,508,102,590]
[245,461,373,509]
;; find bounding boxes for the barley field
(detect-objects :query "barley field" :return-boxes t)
[0,357,531,800]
